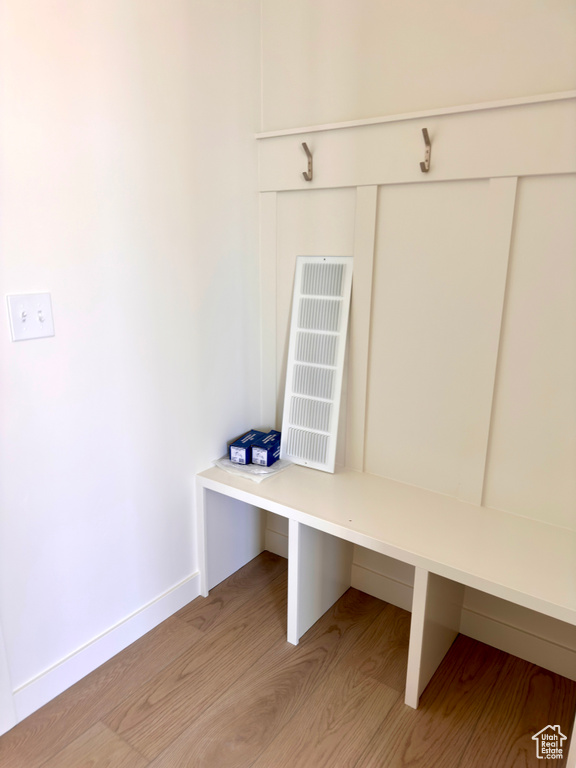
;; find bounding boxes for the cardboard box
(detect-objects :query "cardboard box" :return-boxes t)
[228,430,266,464]
[252,430,281,467]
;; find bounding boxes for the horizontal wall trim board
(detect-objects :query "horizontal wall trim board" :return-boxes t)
[12,572,200,724]
[256,91,576,139]
[258,99,576,192]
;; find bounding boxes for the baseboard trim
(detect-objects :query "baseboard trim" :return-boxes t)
[12,571,201,723]
[351,563,413,612]
[265,528,289,559]
[460,607,576,682]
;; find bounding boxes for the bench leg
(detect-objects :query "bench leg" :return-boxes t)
[196,484,209,597]
[196,483,266,596]
[287,519,353,645]
[405,567,464,708]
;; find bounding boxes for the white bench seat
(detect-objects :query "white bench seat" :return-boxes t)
[198,464,576,624]
[196,463,576,762]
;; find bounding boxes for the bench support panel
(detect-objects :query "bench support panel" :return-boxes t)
[287,519,354,645]
[405,567,464,708]
[197,485,266,596]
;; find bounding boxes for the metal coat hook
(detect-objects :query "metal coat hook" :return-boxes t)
[302,142,313,181]
[420,128,431,173]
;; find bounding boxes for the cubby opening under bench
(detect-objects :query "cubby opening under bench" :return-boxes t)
[196,463,576,759]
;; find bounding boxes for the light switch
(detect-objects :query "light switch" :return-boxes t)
[7,293,55,341]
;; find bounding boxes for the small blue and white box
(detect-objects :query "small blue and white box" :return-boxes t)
[228,430,266,464]
[252,430,281,467]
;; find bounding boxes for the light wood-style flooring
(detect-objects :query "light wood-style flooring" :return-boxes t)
[1,551,574,767]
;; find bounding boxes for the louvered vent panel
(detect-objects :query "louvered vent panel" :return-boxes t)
[281,257,353,473]
[296,332,338,366]
[289,396,332,432]
[286,428,329,465]
[298,298,341,331]
[301,262,344,296]
[293,365,335,400]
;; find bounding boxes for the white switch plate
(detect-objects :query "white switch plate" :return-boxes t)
[7,293,55,341]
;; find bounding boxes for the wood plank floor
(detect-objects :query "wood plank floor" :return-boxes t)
[0,551,574,768]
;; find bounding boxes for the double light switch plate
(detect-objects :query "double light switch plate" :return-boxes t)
[6,293,55,341]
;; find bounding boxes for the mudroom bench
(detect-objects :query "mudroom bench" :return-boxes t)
[196,463,576,761]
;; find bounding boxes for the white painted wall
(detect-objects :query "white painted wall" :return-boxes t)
[0,0,260,717]
[261,0,576,130]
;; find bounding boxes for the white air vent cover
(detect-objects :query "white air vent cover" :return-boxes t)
[280,256,353,473]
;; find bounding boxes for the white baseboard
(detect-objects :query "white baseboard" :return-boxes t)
[265,528,289,559]
[264,527,576,682]
[349,563,576,682]
[351,563,413,611]
[459,608,576,682]
[12,571,201,724]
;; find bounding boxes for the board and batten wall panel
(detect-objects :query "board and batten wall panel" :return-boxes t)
[364,180,513,503]
[275,189,356,466]
[483,174,576,531]
[261,96,576,685]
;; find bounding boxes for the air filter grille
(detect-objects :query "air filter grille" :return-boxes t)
[296,332,338,366]
[293,364,335,400]
[298,298,341,332]
[286,428,329,465]
[280,256,353,473]
[301,262,345,296]
[289,396,332,432]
